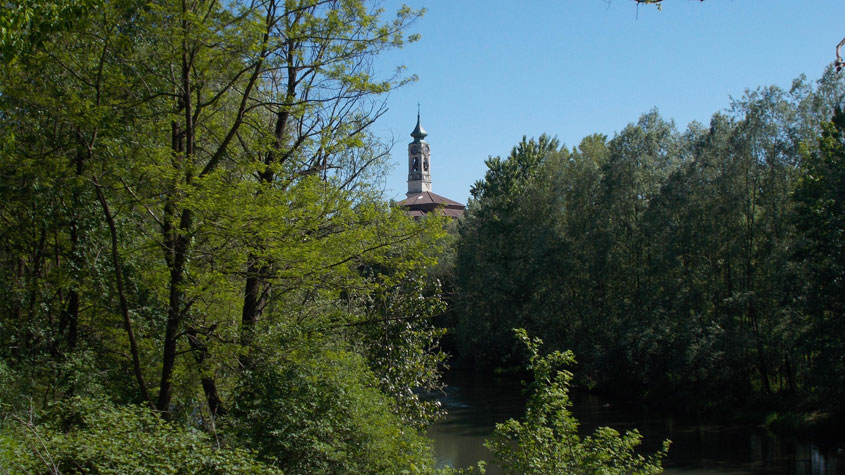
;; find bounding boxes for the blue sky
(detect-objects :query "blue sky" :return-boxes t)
[372,1,845,204]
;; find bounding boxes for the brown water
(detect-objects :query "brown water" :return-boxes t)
[427,370,845,474]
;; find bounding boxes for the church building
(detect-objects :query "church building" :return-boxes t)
[398,113,466,218]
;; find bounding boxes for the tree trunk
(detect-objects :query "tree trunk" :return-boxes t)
[95,182,153,408]
[240,266,270,348]
[239,64,295,349]
[186,327,226,416]
[58,151,84,352]
[157,16,196,411]
[157,209,192,412]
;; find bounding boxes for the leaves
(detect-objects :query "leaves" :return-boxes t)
[2,397,281,474]
[453,69,845,412]
[485,329,670,475]
[1,0,444,472]
[228,327,436,473]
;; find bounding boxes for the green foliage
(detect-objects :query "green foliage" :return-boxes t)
[0,0,446,472]
[762,411,809,433]
[469,134,561,203]
[485,329,669,474]
[0,0,99,63]
[453,69,845,412]
[0,397,278,474]
[228,326,434,474]
[354,273,449,430]
[456,135,566,366]
[792,106,845,408]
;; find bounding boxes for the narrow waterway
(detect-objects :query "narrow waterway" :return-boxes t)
[427,370,845,474]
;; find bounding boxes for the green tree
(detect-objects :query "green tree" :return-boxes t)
[1,397,280,474]
[455,135,564,367]
[451,70,845,412]
[1,0,448,471]
[228,326,435,473]
[792,107,845,408]
[353,271,449,430]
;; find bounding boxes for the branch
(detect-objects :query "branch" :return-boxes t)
[331,312,430,329]
[118,177,163,227]
[200,1,275,178]
[13,408,59,475]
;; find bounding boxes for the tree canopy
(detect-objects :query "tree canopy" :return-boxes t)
[452,68,845,413]
[0,0,452,471]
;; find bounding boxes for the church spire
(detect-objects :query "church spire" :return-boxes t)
[410,104,427,142]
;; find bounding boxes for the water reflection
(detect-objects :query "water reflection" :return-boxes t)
[426,370,524,474]
[427,370,844,474]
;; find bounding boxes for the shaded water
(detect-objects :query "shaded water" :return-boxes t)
[427,370,845,474]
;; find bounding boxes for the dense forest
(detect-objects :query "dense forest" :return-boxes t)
[452,70,845,418]
[1,0,843,473]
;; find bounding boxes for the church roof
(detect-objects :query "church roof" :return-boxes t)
[399,191,465,217]
[399,191,464,208]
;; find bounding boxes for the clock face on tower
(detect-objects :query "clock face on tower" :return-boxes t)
[423,144,430,154]
[410,145,420,154]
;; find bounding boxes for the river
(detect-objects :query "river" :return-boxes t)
[427,370,845,474]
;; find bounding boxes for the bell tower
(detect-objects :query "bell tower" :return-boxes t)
[398,108,465,218]
[407,109,431,195]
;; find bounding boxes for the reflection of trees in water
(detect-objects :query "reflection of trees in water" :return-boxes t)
[429,371,844,474]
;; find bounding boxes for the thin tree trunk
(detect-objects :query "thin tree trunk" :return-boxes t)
[94,181,154,409]
[157,208,192,412]
[157,4,196,411]
[186,328,226,416]
[240,269,270,348]
[239,59,296,347]
[58,151,85,352]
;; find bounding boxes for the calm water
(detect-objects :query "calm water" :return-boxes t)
[427,370,845,474]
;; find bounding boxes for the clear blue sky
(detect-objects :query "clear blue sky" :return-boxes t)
[372,0,845,205]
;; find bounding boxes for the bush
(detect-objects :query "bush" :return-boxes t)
[0,397,277,474]
[485,329,670,474]
[228,328,435,474]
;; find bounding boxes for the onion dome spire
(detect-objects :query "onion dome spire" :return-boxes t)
[410,104,427,142]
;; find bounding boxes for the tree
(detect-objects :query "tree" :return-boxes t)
[2,397,280,474]
[2,0,450,471]
[454,135,564,367]
[792,107,845,408]
[227,326,436,473]
[450,70,845,412]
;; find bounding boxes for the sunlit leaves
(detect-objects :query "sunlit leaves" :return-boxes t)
[2,397,281,474]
